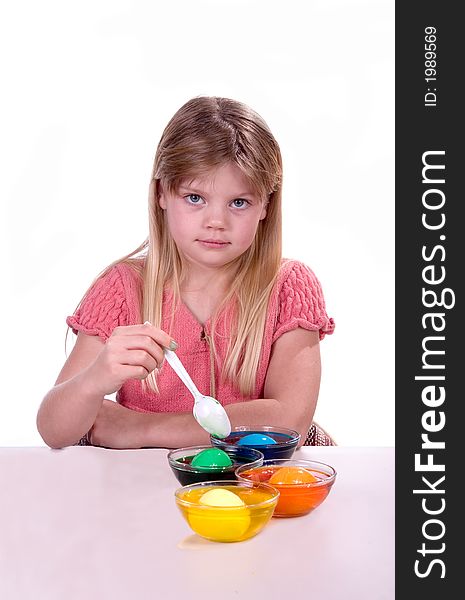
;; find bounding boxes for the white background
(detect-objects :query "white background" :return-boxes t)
[0,0,394,446]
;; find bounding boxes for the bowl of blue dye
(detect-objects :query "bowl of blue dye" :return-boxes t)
[210,426,300,460]
[167,444,264,486]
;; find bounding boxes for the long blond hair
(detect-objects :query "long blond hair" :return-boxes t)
[79,97,283,396]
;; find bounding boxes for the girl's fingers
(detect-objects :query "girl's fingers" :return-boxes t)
[112,323,175,350]
[114,364,153,383]
[120,349,158,375]
[120,335,166,366]
[142,322,177,350]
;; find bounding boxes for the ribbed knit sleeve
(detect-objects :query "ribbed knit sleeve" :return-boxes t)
[272,261,335,343]
[66,265,129,340]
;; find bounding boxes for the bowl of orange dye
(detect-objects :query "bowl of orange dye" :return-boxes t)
[235,459,336,517]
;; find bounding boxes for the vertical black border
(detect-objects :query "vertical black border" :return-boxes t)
[396,1,461,595]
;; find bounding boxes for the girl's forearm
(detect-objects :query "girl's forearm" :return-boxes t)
[37,371,105,449]
[142,397,310,449]
[227,399,313,447]
[227,398,286,427]
[228,398,313,442]
[141,411,211,448]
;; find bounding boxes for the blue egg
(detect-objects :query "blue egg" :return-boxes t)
[237,433,277,446]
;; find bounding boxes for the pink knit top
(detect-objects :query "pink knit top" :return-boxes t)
[67,260,335,413]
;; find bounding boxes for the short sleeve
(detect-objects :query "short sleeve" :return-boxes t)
[66,266,129,340]
[272,261,335,343]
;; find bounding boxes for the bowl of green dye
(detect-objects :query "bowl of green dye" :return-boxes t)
[167,444,264,485]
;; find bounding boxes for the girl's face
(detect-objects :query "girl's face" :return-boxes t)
[159,162,267,273]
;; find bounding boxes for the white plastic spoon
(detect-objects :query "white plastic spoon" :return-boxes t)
[164,349,231,438]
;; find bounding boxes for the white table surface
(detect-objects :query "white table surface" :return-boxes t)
[0,446,394,600]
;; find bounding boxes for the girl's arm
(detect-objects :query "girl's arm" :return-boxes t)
[37,334,109,449]
[36,325,172,448]
[88,328,320,449]
[227,327,321,443]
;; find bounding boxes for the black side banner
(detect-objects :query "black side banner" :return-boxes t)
[396,1,461,596]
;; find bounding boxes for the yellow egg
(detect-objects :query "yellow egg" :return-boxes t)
[188,488,251,541]
[199,488,245,507]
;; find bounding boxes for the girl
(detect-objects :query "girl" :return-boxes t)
[36,96,335,450]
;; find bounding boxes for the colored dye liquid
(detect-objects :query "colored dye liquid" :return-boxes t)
[228,432,292,445]
[239,466,333,517]
[211,431,298,460]
[173,455,248,486]
[176,486,277,542]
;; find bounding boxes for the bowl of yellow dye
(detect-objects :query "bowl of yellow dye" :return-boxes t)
[174,480,279,543]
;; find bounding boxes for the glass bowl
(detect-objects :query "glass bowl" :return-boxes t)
[167,444,264,485]
[235,458,336,517]
[211,426,300,460]
[175,480,279,542]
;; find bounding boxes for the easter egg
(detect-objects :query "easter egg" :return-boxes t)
[237,433,277,446]
[188,488,251,541]
[191,448,232,471]
[199,488,245,507]
[269,467,318,485]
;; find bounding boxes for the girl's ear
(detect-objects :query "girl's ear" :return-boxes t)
[158,181,167,209]
[159,194,167,210]
[259,198,269,220]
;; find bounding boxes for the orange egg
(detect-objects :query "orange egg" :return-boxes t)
[269,466,318,485]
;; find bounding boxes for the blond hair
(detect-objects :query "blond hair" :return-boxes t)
[78,97,283,397]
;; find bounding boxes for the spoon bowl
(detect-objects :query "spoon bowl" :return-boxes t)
[193,396,231,438]
[164,349,231,438]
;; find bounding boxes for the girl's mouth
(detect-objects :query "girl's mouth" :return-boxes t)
[197,239,230,248]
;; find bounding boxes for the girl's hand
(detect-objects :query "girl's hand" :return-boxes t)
[83,323,174,397]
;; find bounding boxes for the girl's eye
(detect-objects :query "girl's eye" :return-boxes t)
[230,199,249,209]
[185,194,204,205]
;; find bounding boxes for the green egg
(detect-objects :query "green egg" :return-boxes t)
[191,448,233,471]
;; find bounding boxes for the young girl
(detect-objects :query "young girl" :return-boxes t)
[36,96,335,450]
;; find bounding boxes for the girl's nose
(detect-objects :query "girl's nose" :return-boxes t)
[204,204,227,229]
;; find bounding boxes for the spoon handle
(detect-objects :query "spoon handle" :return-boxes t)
[164,349,200,400]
